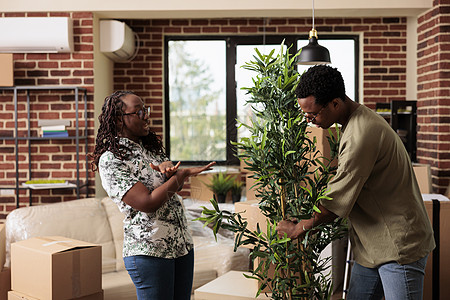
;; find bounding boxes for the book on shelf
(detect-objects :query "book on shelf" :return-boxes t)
[42,131,69,138]
[41,125,66,131]
[38,119,71,127]
[22,179,76,190]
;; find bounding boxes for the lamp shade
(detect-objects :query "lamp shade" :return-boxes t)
[298,36,331,65]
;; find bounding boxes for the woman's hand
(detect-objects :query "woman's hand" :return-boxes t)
[181,162,216,178]
[172,161,216,192]
[150,161,181,179]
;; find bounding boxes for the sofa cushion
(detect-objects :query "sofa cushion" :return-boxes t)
[5,198,116,273]
[101,197,126,271]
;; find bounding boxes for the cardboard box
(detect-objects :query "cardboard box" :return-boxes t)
[0,54,13,87]
[423,196,450,300]
[251,257,276,294]
[250,245,333,295]
[239,155,251,174]
[245,176,259,201]
[11,236,102,300]
[0,268,11,300]
[234,201,292,291]
[307,126,335,162]
[190,171,240,202]
[413,163,432,194]
[234,200,270,235]
[194,271,270,300]
[7,290,103,300]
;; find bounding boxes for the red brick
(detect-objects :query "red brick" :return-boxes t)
[353,25,370,31]
[210,20,229,25]
[202,27,220,33]
[183,27,201,33]
[221,27,239,33]
[27,12,48,17]
[277,26,296,33]
[4,13,26,17]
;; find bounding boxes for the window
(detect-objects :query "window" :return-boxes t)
[167,40,227,161]
[165,35,358,165]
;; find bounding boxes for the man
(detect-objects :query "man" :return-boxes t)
[277,65,435,300]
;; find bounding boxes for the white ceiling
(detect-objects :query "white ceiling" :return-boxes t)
[0,0,432,18]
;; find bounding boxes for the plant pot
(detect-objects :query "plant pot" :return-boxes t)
[214,193,227,203]
[232,194,241,203]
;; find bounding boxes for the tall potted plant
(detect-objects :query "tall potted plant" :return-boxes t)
[198,44,347,299]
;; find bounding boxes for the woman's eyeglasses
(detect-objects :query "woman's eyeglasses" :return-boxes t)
[123,107,151,120]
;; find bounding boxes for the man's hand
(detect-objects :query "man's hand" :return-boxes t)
[277,204,338,240]
[277,219,302,240]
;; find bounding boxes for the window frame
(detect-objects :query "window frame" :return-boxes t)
[164,34,359,165]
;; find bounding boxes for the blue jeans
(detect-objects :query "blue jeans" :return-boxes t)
[347,255,428,300]
[123,249,194,300]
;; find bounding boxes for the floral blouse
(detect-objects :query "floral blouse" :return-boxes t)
[99,137,193,259]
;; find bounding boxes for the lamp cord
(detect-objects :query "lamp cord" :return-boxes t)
[312,0,315,29]
[263,18,267,46]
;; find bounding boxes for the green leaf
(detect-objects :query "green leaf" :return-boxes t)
[210,198,220,211]
[284,150,296,157]
[276,237,291,244]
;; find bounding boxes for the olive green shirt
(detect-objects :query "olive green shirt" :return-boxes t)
[321,105,435,268]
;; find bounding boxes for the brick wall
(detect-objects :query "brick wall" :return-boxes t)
[0,12,95,217]
[417,0,450,194]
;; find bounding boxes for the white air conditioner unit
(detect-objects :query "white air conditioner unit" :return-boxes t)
[0,17,73,53]
[100,20,137,62]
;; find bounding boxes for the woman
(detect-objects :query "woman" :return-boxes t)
[91,91,215,299]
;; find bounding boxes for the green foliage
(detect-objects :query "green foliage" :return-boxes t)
[198,44,347,299]
[204,172,235,195]
[231,179,245,195]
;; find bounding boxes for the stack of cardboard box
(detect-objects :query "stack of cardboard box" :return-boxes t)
[9,236,103,300]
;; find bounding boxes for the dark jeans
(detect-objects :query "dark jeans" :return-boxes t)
[123,249,194,300]
[347,255,428,300]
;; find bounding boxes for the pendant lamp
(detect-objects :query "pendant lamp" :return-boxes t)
[297,0,331,65]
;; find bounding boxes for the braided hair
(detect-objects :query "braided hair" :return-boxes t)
[90,91,164,172]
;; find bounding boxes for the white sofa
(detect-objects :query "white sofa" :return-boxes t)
[4,197,249,299]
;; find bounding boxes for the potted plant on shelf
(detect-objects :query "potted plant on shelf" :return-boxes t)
[197,44,347,299]
[205,172,234,203]
[231,179,245,203]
